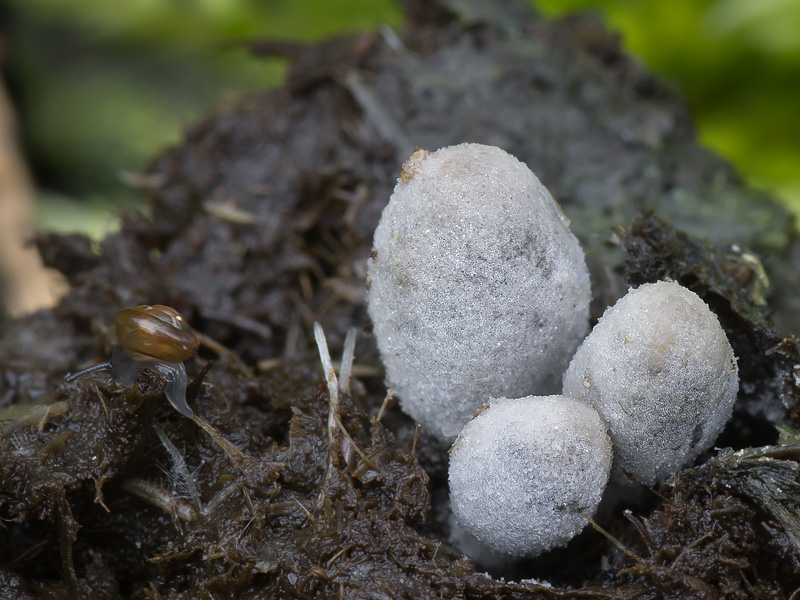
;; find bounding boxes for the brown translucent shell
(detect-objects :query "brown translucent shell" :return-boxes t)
[115,305,199,362]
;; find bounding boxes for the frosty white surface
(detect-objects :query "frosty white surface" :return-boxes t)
[562,281,739,485]
[449,395,612,556]
[367,143,590,441]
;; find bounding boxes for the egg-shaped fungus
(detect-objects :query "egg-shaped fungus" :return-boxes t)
[449,395,613,557]
[367,143,591,441]
[562,280,739,485]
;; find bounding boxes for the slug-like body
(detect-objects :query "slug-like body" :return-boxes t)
[66,305,198,416]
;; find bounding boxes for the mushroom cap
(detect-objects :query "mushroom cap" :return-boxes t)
[449,395,612,556]
[562,281,739,485]
[367,143,590,441]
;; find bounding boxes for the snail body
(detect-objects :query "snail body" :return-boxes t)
[66,305,198,416]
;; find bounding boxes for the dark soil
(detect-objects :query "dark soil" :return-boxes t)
[2,0,799,598]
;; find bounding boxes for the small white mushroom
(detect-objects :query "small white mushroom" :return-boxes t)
[448,395,612,556]
[562,281,739,485]
[367,143,590,441]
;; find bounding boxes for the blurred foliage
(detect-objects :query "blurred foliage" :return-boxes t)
[534,0,800,218]
[1,0,798,238]
[0,0,403,238]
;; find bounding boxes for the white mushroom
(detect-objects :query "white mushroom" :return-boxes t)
[367,143,590,441]
[448,395,613,556]
[562,281,739,485]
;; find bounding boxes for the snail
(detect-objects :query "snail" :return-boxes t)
[65,305,199,416]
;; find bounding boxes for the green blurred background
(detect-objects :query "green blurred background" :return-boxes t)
[1,0,798,238]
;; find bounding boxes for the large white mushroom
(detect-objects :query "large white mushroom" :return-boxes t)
[367,143,590,441]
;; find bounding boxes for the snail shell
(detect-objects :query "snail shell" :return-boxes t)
[115,305,199,363]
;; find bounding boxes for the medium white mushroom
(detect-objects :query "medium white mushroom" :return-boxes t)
[562,280,739,485]
[367,143,590,441]
[448,395,613,556]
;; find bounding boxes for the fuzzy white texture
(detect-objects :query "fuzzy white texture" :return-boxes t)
[366,143,591,441]
[562,281,739,485]
[449,395,612,556]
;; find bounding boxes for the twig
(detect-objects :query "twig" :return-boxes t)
[155,426,203,510]
[203,200,267,225]
[339,327,357,394]
[194,331,254,378]
[376,389,393,423]
[340,69,413,155]
[122,478,198,523]
[334,414,380,472]
[580,512,643,562]
[411,425,419,457]
[314,322,340,454]
[314,322,341,509]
